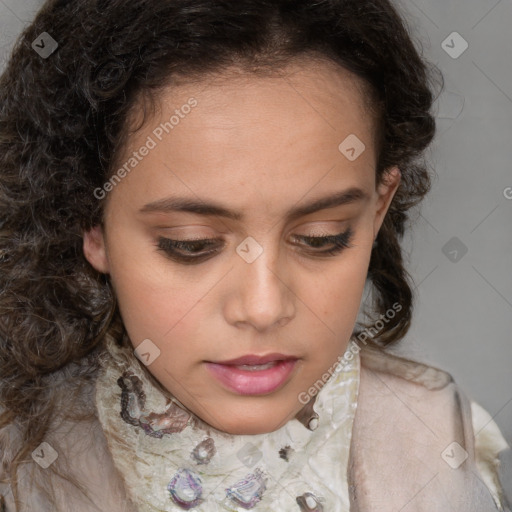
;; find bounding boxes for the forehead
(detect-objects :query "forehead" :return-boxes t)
[108,59,379,218]
[127,57,378,151]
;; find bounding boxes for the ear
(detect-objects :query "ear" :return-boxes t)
[83,224,110,273]
[373,166,401,238]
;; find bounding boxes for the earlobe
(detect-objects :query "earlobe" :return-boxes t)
[83,225,110,273]
[373,166,401,237]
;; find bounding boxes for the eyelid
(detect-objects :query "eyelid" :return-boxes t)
[156,227,354,263]
[156,228,349,245]
[155,220,349,239]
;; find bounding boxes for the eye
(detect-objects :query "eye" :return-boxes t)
[291,227,354,256]
[156,227,354,264]
[157,237,222,264]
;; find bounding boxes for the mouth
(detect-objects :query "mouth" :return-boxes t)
[205,353,298,395]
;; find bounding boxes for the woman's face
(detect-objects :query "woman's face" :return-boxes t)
[84,59,400,434]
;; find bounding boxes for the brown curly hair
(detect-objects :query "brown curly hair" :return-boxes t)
[0,0,442,508]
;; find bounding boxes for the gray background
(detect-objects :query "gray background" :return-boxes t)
[1,0,511,443]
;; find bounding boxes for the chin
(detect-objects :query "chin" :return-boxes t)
[204,408,294,435]
[216,419,287,435]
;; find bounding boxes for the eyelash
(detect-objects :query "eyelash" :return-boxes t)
[156,227,354,264]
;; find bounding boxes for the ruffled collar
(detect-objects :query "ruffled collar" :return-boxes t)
[94,336,360,511]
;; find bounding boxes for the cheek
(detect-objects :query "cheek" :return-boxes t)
[114,280,203,348]
[310,247,371,326]
[106,242,201,346]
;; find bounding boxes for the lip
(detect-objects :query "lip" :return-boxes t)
[205,354,298,395]
[213,353,296,366]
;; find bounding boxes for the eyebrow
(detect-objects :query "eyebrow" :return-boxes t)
[139,187,369,222]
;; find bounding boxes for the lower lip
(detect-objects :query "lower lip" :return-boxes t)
[205,360,297,395]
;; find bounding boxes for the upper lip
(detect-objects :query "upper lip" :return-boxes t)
[211,353,298,365]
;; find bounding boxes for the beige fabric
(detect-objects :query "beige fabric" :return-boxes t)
[0,343,509,511]
[0,382,135,512]
[348,345,509,511]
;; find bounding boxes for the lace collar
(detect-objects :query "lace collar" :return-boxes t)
[95,336,360,511]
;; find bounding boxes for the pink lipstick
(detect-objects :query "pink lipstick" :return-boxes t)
[205,353,298,395]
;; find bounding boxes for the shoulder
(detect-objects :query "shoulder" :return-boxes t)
[355,344,468,448]
[355,344,511,511]
[0,384,136,512]
[358,342,454,390]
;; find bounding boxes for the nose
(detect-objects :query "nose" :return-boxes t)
[223,240,296,332]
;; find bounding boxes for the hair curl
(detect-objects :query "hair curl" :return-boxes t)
[0,0,442,508]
